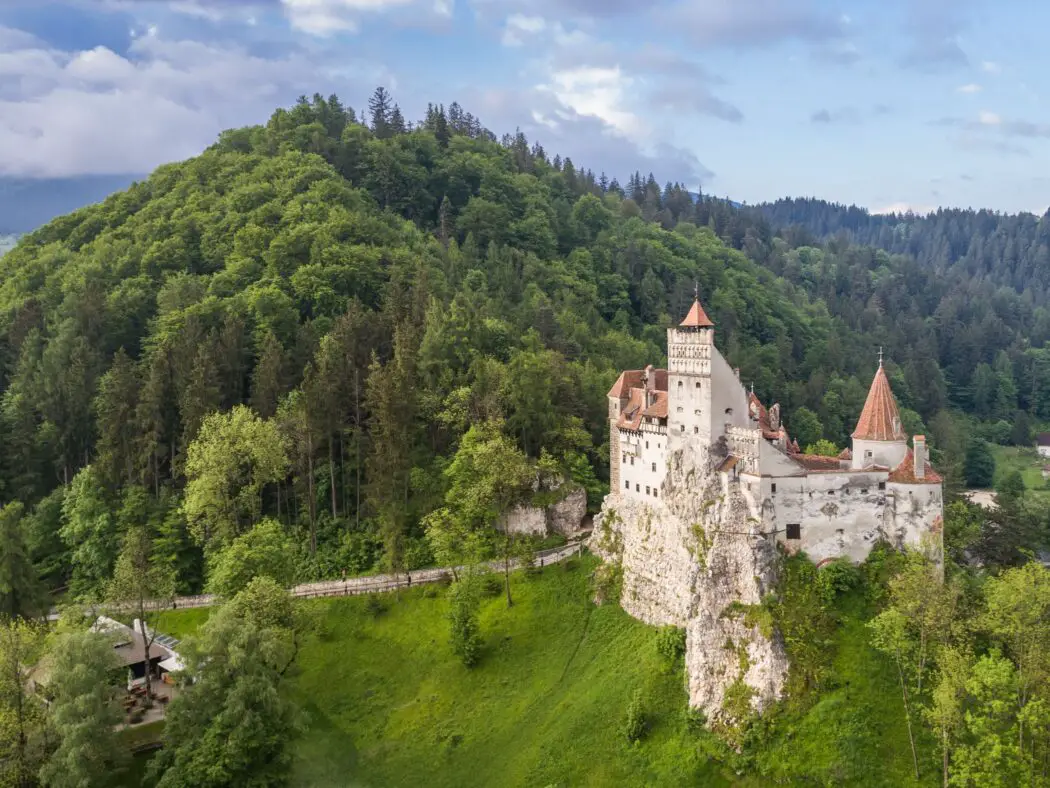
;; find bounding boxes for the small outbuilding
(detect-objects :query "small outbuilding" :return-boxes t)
[1037,433,1050,458]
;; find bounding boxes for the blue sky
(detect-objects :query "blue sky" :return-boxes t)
[0,0,1047,215]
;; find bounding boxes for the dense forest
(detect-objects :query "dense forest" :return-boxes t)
[0,89,1045,600]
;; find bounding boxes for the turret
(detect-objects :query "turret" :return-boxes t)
[667,296,715,446]
[850,359,908,470]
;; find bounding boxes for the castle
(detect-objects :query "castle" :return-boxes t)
[607,295,944,566]
[592,295,944,719]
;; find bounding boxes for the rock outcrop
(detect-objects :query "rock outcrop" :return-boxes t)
[499,483,587,537]
[590,442,788,723]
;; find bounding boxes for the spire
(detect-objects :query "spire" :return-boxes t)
[852,364,907,442]
[680,293,714,328]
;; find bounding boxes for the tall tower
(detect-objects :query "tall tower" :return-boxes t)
[667,296,715,450]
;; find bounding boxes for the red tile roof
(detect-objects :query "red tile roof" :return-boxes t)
[642,391,668,419]
[887,448,943,484]
[607,369,667,399]
[852,365,907,442]
[680,298,714,328]
[793,454,844,471]
[838,448,853,460]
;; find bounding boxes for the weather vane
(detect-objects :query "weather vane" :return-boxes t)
[878,346,884,367]
[694,280,699,301]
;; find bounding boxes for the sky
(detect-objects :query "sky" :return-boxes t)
[0,0,1047,215]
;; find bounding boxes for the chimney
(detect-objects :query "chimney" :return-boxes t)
[643,364,654,389]
[914,436,926,479]
[734,367,740,379]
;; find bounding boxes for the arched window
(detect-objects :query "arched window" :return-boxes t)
[695,382,701,389]
[678,380,683,389]
[725,408,733,416]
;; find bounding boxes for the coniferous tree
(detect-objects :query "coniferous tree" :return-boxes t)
[94,348,140,490]
[368,86,393,139]
[0,502,43,620]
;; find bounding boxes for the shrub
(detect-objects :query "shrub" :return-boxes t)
[480,573,502,598]
[365,594,386,618]
[682,705,707,733]
[622,689,648,742]
[590,561,622,606]
[815,558,860,605]
[448,578,482,668]
[655,626,687,666]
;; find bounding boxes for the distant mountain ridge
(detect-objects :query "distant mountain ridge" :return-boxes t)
[0,174,142,234]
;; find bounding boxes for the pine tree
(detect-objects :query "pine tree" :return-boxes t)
[250,331,288,419]
[389,103,406,135]
[94,348,140,490]
[368,86,393,139]
[0,502,43,619]
[438,195,453,247]
[136,347,177,496]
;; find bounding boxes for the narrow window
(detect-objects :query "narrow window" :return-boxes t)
[678,380,683,388]
[646,486,651,495]
[622,455,626,463]
[636,484,640,492]
[651,462,656,472]
[645,441,649,449]
[878,482,886,491]
[694,426,699,434]
[695,382,701,389]
[786,523,801,540]
[771,483,777,494]
[653,489,658,498]
[861,488,868,494]
[681,425,685,433]
[725,408,733,415]
[630,457,634,466]
[625,480,630,489]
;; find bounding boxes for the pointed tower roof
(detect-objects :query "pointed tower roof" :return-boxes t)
[852,364,907,442]
[680,298,714,328]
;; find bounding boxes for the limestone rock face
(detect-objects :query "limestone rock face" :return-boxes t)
[590,443,789,723]
[499,481,587,537]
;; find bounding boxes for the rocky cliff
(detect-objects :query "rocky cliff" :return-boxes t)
[499,482,587,538]
[590,442,788,723]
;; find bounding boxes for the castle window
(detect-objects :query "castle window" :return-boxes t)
[828,490,835,496]
[646,486,651,495]
[678,380,683,388]
[878,482,886,491]
[725,408,733,416]
[677,406,683,413]
[625,480,630,489]
[630,457,634,466]
[646,441,649,449]
[786,523,801,540]
[861,488,868,494]
[622,455,626,463]
[695,382,701,389]
[681,425,685,433]
[653,489,658,498]
[771,483,777,494]
[694,409,701,415]
[636,484,640,492]
[651,462,657,472]
[694,426,699,434]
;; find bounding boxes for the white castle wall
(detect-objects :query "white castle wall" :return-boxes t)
[619,425,668,503]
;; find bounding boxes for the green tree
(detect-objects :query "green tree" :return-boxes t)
[59,466,119,601]
[0,619,47,788]
[0,502,44,620]
[106,525,176,707]
[963,438,995,488]
[182,405,288,547]
[803,439,839,457]
[39,631,123,788]
[206,518,296,598]
[447,573,482,668]
[93,348,140,489]
[151,579,301,788]
[789,407,823,450]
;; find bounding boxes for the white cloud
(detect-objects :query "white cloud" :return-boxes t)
[501,14,546,46]
[0,28,388,178]
[981,60,1001,73]
[978,110,1001,126]
[279,0,425,35]
[872,202,934,215]
[956,83,981,94]
[539,65,644,139]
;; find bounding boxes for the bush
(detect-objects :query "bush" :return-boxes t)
[655,625,687,666]
[682,705,707,733]
[365,594,386,618]
[403,537,434,571]
[815,558,860,605]
[622,689,648,742]
[448,578,482,668]
[480,573,502,598]
[590,561,622,606]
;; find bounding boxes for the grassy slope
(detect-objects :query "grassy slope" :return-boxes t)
[991,445,1050,503]
[135,558,930,787]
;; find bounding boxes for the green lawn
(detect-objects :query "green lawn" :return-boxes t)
[991,445,1050,502]
[126,558,927,787]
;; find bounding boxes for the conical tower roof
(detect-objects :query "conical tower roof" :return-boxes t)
[852,364,907,442]
[680,298,714,328]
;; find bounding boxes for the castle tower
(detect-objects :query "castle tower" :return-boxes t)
[851,359,908,470]
[667,296,716,449]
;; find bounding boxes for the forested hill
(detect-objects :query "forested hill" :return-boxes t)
[0,90,1045,599]
[752,197,1050,295]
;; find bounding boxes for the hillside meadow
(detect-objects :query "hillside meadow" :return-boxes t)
[123,556,925,787]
